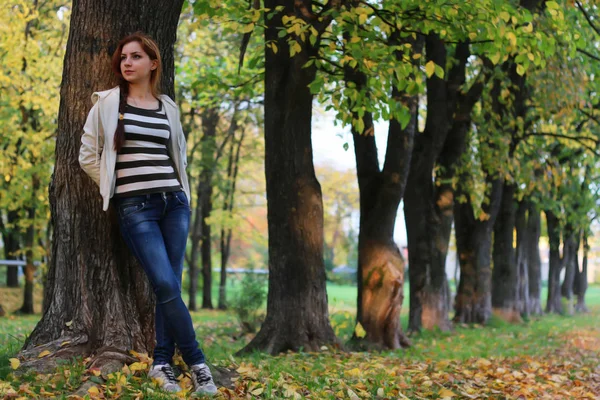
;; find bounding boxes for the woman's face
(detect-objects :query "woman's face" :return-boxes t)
[120,41,157,84]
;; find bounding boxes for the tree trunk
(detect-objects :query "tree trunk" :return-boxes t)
[560,224,577,315]
[545,210,563,314]
[20,203,37,315]
[3,210,21,288]
[19,0,184,372]
[515,201,530,318]
[219,127,244,310]
[454,177,503,324]
[574,230,588,312]
[491,182,521,322]
[527,203,542,315]
[239,0,338,354]
[342,29,421,349]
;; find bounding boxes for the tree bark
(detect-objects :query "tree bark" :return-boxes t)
[19,0,184,372]
[238,0,338,354]
[453,177,503,324]
[574,230,589,312]
[526,203,542,315]
[491,182,521,322]
[545,210,563,314]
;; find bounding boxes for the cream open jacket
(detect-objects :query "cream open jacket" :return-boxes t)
[78,86,191,211]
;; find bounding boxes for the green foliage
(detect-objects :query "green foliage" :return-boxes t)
[230,271,267,334]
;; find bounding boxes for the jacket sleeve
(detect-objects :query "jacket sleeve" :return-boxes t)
[177,106,188,169]
[78,102,103,186]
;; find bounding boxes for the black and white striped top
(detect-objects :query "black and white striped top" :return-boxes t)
[114,101,182,197]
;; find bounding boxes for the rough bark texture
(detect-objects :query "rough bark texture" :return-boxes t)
[545,210,563,314]
[574,231,589,312]
[19,0,184,372]
[453,177,503,324]
[239,0,338,354]
[526,203,543,315]
[491,183,521,322]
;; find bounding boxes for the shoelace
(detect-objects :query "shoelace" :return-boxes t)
[193,366,211,385]
[160,366,178,383]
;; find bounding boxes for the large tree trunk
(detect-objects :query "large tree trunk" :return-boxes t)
[545,210,563,314]
[526,203,543,315]
[453,177,503,324]
[405,34,450,333]
[515,201,530,318]
[574,230,589,312]
[239,0,338,354]
[19,0,184,372]
[491,183,521,322]
[560,224,577,315]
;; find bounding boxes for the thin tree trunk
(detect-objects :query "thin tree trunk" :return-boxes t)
[515,200,530,318]
[574,230,589,312]
[219,127,244,310]
[19,0,184,372]
[454,177,503,324]
[239,0,339,354]
[3,211,21,288]
[491,182,521,322]
[560,224,577,315]
[20,200,37,315]
[545,210,563,314]
[527,203,543,315]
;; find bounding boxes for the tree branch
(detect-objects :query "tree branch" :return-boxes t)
[577,47,600,62]
[576,0,600,37]
[523,131,600,156]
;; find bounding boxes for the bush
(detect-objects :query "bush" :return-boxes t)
[230,271,267,334]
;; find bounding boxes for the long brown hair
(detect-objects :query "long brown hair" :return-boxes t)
[111,32,162,151]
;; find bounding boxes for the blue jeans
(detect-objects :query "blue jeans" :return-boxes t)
[114,191,205,366]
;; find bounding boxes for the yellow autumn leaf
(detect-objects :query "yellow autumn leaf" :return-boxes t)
[346,368,361,377]
[425,60,435,78]
[9,358,20,369]
[522,23,533,33]
[37,350,51,358]
[87,385,99,395]
[129,362,147,371]
[438,388,457,398]
[251,387,264,395]
[354,322,367,338]
[506,32,517,47]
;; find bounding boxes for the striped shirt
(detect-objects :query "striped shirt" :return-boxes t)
[114,101,182,197]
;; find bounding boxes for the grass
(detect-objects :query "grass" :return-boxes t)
[1,284,599,398]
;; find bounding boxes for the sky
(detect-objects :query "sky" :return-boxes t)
[311,109,409,247]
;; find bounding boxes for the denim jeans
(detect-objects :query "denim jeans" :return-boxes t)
[114,191,205,366]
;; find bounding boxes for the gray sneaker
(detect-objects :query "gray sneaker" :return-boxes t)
[148,364,182,393]
[191,363,218,396]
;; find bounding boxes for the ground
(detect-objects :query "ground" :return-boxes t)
[0,284,599,399]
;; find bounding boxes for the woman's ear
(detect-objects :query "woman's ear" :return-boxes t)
[151,60,158,71]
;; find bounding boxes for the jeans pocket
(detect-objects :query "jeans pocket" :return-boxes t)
[119,201,146,217]
[174,191,189,207]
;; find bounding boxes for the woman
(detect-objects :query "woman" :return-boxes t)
[79,32,217,396]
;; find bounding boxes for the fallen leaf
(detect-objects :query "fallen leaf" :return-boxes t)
[9,358,20,369]
[38,350,51,358]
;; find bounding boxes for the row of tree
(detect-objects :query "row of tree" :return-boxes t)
[4,0,598,371]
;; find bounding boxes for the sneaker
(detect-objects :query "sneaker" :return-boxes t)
[148,364,182,392]
[191,363,218,396]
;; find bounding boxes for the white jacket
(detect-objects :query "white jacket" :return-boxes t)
[78,86,191,211]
